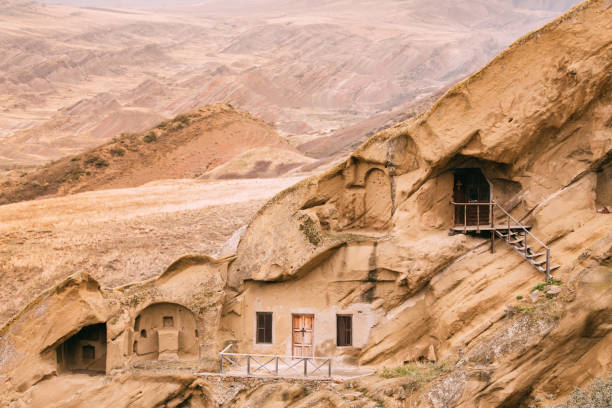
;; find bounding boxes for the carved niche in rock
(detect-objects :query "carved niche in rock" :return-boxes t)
[315,165,393,232]
[56,323,107,374]
[364,168,393,229]
[132,302,198,362]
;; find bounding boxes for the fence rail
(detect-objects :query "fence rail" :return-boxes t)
[219,344,332,378]
[451,201,551,278]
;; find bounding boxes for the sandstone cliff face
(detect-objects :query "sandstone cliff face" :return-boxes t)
[0,1,610,407]
[225,0,611,404]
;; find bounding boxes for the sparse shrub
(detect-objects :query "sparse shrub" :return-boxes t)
[379,361,452,390]
[532,278,562,292]
[70,157,80,162]
[67,168,84,181]
[299,215,322,246]
[143,132,157,143]
[84,156,108,168]
[173,114,190,125]
[110,147,125,156]
[517,295,523,300]
[553,372,612,408]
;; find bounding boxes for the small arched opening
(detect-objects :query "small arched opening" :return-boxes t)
[56,323,107,374]
[132,302,198,362]
[364,168,392,230]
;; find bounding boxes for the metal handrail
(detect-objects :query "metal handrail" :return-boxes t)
[219,345,333,377]
[451,201,551,277]
[450,201,548,248]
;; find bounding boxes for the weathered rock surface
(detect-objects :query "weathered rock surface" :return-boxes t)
[0,1,610,407]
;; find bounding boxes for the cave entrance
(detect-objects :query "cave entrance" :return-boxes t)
[56,323,107,374]
[132,302,198,362]
[453,168,491,227]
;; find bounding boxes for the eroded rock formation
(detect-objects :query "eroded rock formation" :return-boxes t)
[1,1,610,407]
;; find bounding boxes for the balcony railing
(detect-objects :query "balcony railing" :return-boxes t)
[219,344,332,378]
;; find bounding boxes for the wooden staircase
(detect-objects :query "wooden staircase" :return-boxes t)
[451,201,560,279]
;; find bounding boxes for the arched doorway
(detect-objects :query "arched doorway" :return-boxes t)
[364,168,392,229]
[453,168,491,226]
[132,302,198,361]
[56,323,107,374]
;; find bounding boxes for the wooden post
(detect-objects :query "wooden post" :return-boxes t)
[524,231,528,256]
[507,216,510,241]
[275,357,279,376]
[247,355,251,375]
[546,248,551,279]
[477,204,480,233]
[451,202,455,229]
[490,203,495,253]
[304,358,308,377]
[219,354,223,374]
[464,204,467,233]
[328,359,332,378]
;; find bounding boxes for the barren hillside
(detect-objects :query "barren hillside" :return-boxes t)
[0,176,302,326]
[0,104,313,204]
[0,1,609,408]
[0,0,580,168]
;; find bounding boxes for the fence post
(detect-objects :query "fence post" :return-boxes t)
[477,204,480,233]
[490,203,495,253]
[546,248,551,279]
[247,355,251,375]
[328,359,332,378]
[524,231,528,256]
[507,215,510,240]
[464,204,467,233]
[219,354,223,374]
[275,356,279,376]
[304,358,308,377]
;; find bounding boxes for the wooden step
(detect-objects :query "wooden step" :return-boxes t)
[495,225,532,231]
[526,252,545,259]
[509,238,524,244]
[536,264,561,274]
[530,259,547,266]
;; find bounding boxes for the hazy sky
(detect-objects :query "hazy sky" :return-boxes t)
[37,0,230,8]
[37,0,581,11]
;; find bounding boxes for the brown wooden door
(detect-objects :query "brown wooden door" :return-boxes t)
[292,314,314,357]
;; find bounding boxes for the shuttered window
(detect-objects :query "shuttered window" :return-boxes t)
[337,315,352,346]
[256,312,273,344]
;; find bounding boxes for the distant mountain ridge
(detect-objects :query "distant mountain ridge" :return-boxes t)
[0,0,581,168]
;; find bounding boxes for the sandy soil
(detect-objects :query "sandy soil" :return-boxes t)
[0,176,303,325]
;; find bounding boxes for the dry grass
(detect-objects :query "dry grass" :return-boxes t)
[378,361,453,389]
[553,372,612,408]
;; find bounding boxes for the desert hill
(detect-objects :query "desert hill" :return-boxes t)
[0,0,580,168]
[0,1,610,408]
[0,104,313,204]
[0,176,302,327]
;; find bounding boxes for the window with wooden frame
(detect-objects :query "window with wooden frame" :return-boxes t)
[336,315,352,347]
[256,312,273,344]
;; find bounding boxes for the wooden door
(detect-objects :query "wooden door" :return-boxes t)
[454,175,468,225]
[292,314,314,357]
